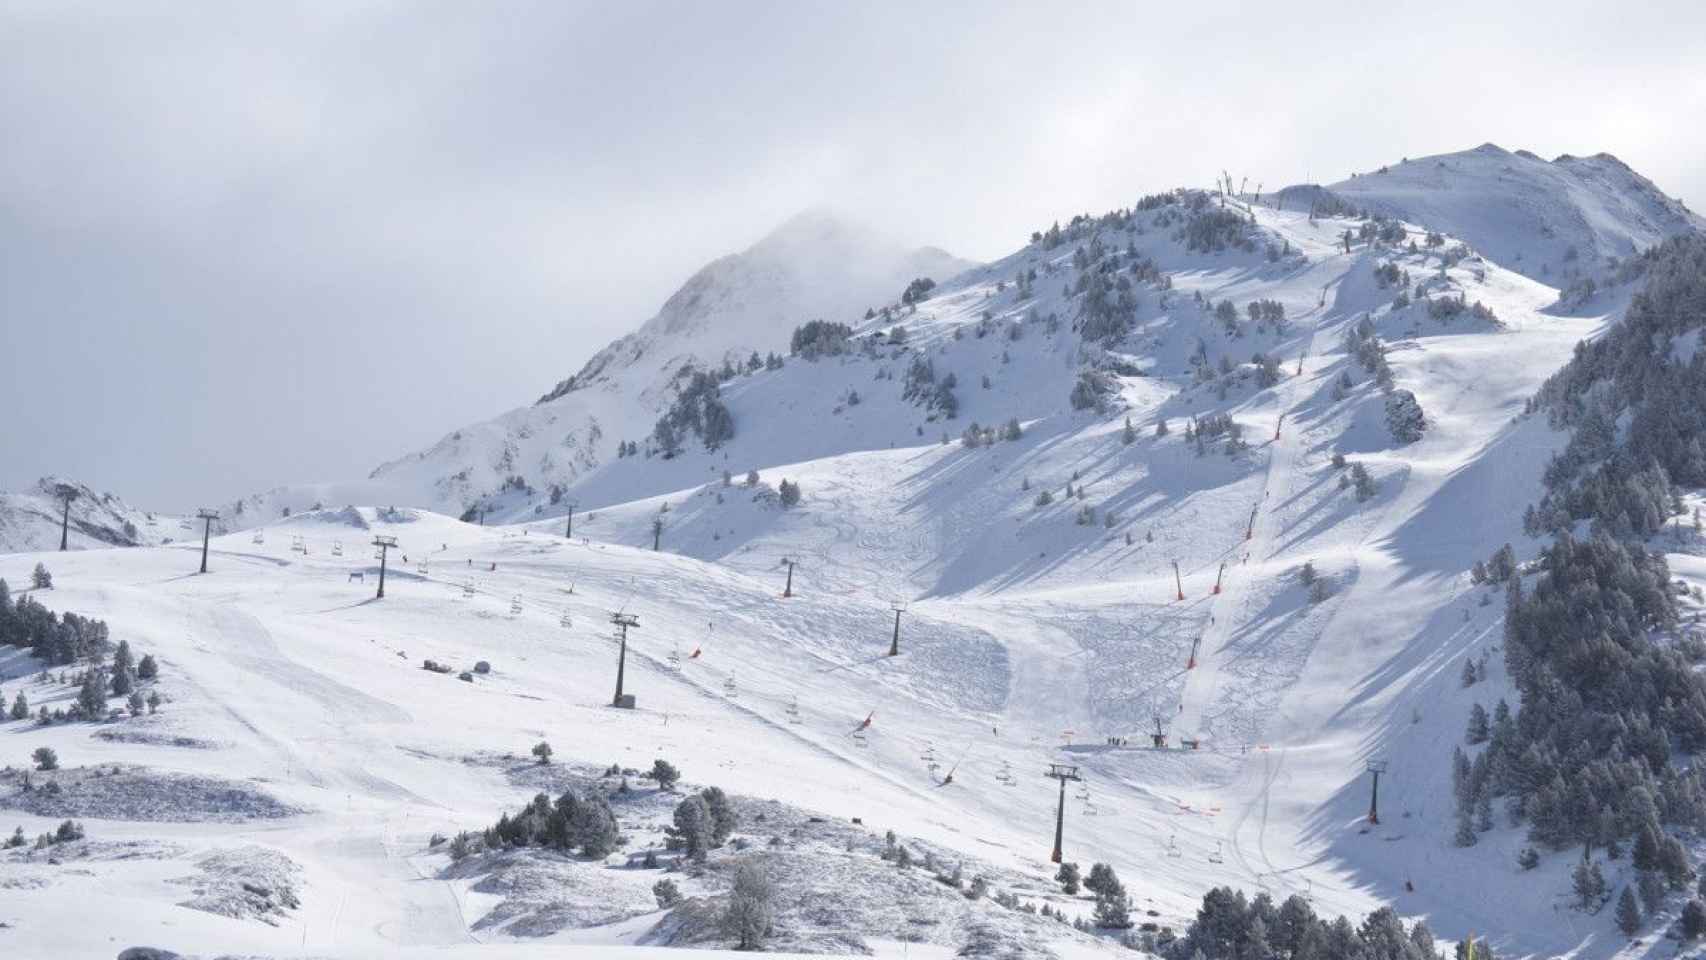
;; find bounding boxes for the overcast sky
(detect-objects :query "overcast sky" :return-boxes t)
[2,1,1702,510]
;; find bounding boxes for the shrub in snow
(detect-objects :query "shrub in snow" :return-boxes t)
[1056,861,1081,894]
[650,759,680,791]
[900,277,936,305]
[33,746,58,770]
[668,795,711,861]
[721,861,776,950]
[1069,371,1110,411]
[1091,864,1133,928]
[473,661,490,674]
[531,741,552,765]
[789,320,853,359]
[1385,389,1426,444]
[700,786,736,845]
[32,563,52,589]
[777,479,802,508]
[653,878,682,909]
[137,653,158,680]
[1350,464,1376,501]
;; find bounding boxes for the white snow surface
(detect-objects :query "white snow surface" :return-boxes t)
[3,161,1703,959]
[1321,143,1703,282]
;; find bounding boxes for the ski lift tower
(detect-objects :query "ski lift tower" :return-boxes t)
[54,483,78,551]
[564,500,578,539]
[371,535,398,599]
[1366,759,1388,825]
[610,611,640,709]
[888,599,908,657]
[1045,763,1083,863]
[196,509,220,574]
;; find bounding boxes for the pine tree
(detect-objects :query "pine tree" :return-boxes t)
[31,563,52,590]
[1122,418,1136,444]
[570,793,619,857]
[1633,824,1661,871]
[669,795,711,860]
[1056,861,1081,894]
[1684,899,1706,940]
[1640,869,1667,913]
[650,759,680,791]
[701,786,736,845]
[1454,807,1477,847]
[110,640,134,696]
[76,669,106,719]
[1092,870,1133,928]
[722,861,775,950]
[1466,703,1490,743]
[1573,858,1606,910]
[1085,862,1116,897]
[1616,885,1642,935]
[10,691,27,721]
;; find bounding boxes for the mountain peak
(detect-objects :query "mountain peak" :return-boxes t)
[1319,144,1702,280]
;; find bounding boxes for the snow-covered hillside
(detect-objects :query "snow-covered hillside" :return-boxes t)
[6,150,1706,959]
[0,477,189,553]
[217,211,973,526]
[1300,143,1702,285]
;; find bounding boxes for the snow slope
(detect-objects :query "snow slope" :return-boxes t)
[5,155,1703,959]
[1306,143,1703,283]
[0,476,190,553]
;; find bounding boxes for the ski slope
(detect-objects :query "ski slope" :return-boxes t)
[3,152,1700,958]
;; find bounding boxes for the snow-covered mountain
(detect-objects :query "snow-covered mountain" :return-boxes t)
[8,148,1706,959]
[216,211,972,526]
[0,476,188,553]
[1288,142,1703,283]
